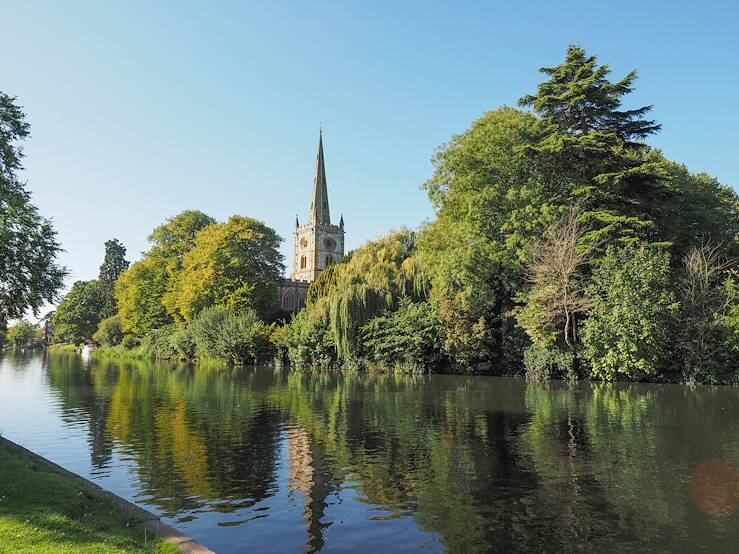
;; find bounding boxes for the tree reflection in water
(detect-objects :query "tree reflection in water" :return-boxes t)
[35,352,739,553]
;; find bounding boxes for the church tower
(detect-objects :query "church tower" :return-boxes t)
[291,130,345,282]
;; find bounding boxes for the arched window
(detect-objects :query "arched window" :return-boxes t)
[325,255,333,267]
[282,288,296,311]
[300,255,307,269]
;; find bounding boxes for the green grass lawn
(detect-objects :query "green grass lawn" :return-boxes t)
[0,441,179,553]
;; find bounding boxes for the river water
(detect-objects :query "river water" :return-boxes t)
[0,352,737,552]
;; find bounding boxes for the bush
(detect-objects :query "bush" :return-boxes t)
[168,326,196,361]
[139,324,195,361]
[190,306,274,365]
[92,315,123,347]
[121,334,140,349]
[582,244,678,381]
[276,311,338,370]
[360,298,444,372]
[523,344,576,381]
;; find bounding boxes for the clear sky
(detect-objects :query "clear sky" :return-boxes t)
[3,0,738,301]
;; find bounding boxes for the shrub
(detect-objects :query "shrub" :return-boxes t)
[277,311,338,370]
[121,334,140,350]
[140,325,180,359]
[190,306,274,365]
[92,315,124,347]
[168,326,196,361]
[582,244,678,381]
[523,344,576,381]
[360,298,444,372]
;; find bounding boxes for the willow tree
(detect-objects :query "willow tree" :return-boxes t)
[290,229,427,365]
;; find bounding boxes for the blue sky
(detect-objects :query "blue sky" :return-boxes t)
[3,0,738,298]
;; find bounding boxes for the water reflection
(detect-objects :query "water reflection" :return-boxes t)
[1,352,738,552]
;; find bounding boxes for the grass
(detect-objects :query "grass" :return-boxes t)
[90,345,149,360]
[46,343,79,353]
[0,441,179,553]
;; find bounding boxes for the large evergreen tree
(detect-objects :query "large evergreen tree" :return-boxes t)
[98,238,129,318]
[519,45,670,246]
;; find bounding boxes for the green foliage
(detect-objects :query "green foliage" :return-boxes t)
[116,254,172,336]
[151,210,217,319]
[519,45,669,247]
[98,239,129,318]
[673,246,739,383]
[0,92,66,325]
[173,216,285,322]
[360,297,444,372]
[52,280,104,344]
[519,45,660,139]
[523,344,576,382]
[92,315,123,347]
[5,319,41,350]
[190,305,274,365]
[121,333,140,350]
[275,310,338,371]
[657,161,739,257]
[582,245,679,381]
[115,211,215,336]
[304,229,426,363]
[139,324,194,361]
[419,107,546,369]
[415,45,737,380]
[148,209,217,259]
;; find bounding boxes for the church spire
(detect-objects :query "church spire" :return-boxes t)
[309,128,330,225]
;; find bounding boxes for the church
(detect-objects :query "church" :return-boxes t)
[279,131,345,312]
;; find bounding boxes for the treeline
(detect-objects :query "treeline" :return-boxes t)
[47,212,282,364]
[7,46,737,383]
[277,46,739,383]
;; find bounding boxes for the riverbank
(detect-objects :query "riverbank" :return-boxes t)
[0,437,211,553]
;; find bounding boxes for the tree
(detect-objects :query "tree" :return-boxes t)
[173,216,284,321]
[116,256,171,335]
[148,209,216,260]
[519,45,670,247]
[114,210,215,335]
[92,315,124,347]
[418,107,545,370]
[582,244,678,381]
[0,92,66,325]
[52,280,105,344]
[675,244,738,382]
[5,320,41,350]
[98,239,129,318]
[519,46,660,139]
[655,161,739,257]
[517,206,597,350]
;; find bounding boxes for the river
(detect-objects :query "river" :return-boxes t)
[0,352,737,552]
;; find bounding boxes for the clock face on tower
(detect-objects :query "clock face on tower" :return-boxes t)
[323,236,337,251]
[300,237,309,248]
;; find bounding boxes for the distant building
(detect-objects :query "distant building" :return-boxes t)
[279,130,345,312]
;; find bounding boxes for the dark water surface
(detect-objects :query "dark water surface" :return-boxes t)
[0,352,737,553]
